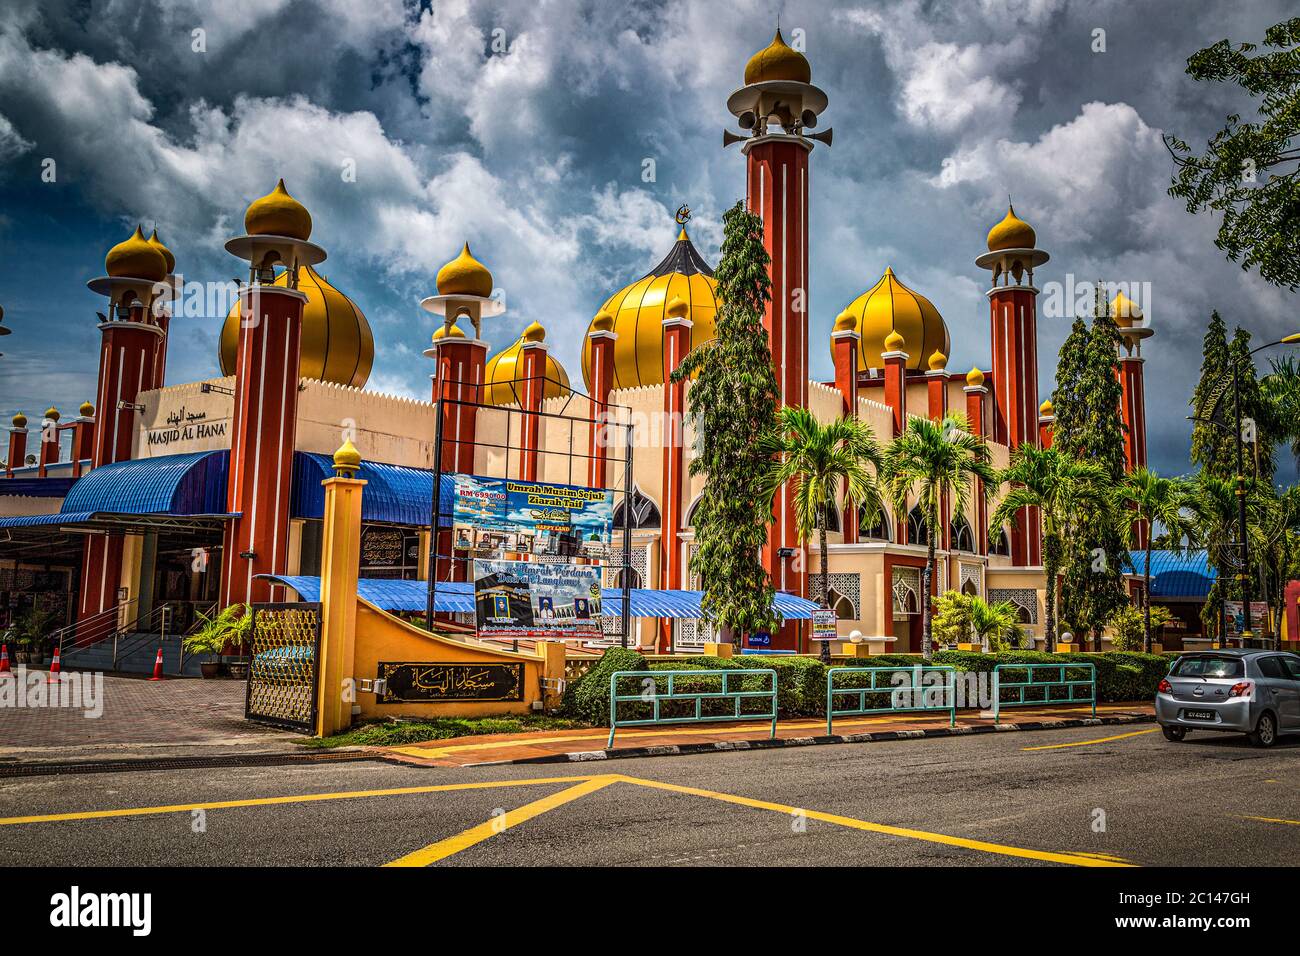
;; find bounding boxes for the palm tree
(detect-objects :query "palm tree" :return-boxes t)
[1113,468,1198,653]
[882,413,997,660]
[763,408,883,662]
[991,446,1108,652]
[969,596,1024,652]
[1188,471,1266,643]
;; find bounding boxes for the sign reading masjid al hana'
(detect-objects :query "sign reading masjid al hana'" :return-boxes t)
[452,474,613,641]
[144,404,228,449]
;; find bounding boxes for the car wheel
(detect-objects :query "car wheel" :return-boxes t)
[1162,726,1187,742]
[1247,712,1277,748]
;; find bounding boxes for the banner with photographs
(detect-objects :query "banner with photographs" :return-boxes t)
[451,474,614,560]
[472,558,603,640]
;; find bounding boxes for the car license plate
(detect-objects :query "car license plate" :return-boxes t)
[1183,710,1215,721]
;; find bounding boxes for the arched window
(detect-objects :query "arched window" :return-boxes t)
[950,514,975,553]
[961,577,978,596]
[613,487,660,530]
[907,505,929,546]
[1014,603,1032,624]
[826,587,855,621]
[614,567,642,589]
[988,526,1012,557]
[685,494,703,527]
[816,503,841,533]
[858,505,891,540]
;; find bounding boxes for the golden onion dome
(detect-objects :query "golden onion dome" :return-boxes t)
[744,29,812,84]
[219,264,373,388]
[12,412,27,429]
[834,267,950,372]
[332,438,362,476]
[581,227,718,390]
[44,407,59,422]
[884,329,906,353]
[79,400,94,417]
[432,321,466,342]
[105,225,168,282]
[244,179,312,240]
[147,229,176,275]
[928,349,947,371]
[1109,291,1143,328]
[966,366,985,388]
[986,205,1036,252]
[436,242,494,298]
[483,323,571,406]
[834,309,857,333]
[591,309,615,333]
[1039,398,1055,417]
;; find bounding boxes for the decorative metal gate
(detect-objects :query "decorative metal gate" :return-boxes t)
[244,602,322,734]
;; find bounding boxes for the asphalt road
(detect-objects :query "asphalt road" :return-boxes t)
[1,724,1297,867]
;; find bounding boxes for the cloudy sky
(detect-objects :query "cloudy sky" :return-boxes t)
[0,0,1294,479]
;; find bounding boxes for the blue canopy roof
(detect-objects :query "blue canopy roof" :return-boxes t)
[291,453,453,526]
[0,450,232,529]
[259,575,823,620]
[1124,549,1217,599]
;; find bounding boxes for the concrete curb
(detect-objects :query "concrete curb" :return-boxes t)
[462,713,1156,767]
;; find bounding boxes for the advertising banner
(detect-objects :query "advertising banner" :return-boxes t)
[1224,601,1270,638]
[472,558,603,640]
[451,474,614,559]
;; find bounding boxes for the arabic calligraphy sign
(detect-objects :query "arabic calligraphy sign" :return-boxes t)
[376,662,524,703]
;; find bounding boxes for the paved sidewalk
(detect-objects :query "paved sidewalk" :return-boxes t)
[380,702,1155,767]
[0,669,300,765]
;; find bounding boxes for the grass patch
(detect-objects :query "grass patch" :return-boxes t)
[298,713,589,749]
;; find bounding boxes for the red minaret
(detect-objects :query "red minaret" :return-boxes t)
[831,310,859,541]
[976,206,1049,566]
[80,226,171,621]
[658,295,692,651]
[964,367,990,554]
[516,324,550,482]
[585,310,617,489]
[1112,290,1153,550]
[37,407,59,477]
[726,30,831,644]
[219,181,324,606]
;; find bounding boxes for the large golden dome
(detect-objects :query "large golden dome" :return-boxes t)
[834,267,950,372]
[219,264,373,388]
[744,29,812,84]
[105,225,168,282]
[1109,290,1143,328]
[147,228,175,275]
[580,228,718,390]
[483,322,571,406]
[986,204,1036,252]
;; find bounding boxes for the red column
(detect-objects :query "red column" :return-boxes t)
[220,285,307,606]
[882,335,908,438]
[746,135,810,645]
[71,406,95,476]
[658,306,692,652]
[6,419,27,476]
[832,321,859,542]
[586,316,617,489]
[965,374,989,554]
[78,312,166,621]
[926,362,947,421]
[37,410,60,477]
[989,286,1042,565]
[517,333,548,482]
[427,332,488,583]
[1119,356,1147,472]
[152,312,170,388]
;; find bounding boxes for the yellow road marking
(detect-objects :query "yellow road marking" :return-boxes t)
[384,776,619,867]
[0,776,596,827]
[1241,815,1300,827]
[1021,728,1159,751]
[608,774,1132,867]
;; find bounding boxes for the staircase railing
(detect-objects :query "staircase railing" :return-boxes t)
[50,599,139,657]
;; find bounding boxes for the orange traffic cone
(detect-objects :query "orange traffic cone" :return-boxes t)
[148,646,165,681]
[0,643,11,676]
[46,645,61,683]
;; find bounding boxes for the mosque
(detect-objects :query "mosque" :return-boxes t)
[0,31,1170,656]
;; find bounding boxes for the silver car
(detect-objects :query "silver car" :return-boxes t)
[1155,650,1300,747]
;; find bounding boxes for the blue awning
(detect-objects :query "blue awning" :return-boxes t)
[1123,549,1217,599]
[0,476,77,498]
[291,453,454,526]
[258,575,822,620]
[0,450,233,529]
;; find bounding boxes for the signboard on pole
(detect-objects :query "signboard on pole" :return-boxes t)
[810,608,839,642]
[1224,601,1270,638]
[472,558,603,640]
[451,473,614,559]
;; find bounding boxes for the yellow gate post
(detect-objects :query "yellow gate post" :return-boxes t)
[316,440,367,737]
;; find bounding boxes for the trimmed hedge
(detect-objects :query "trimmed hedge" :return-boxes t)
[561,648,1169,726]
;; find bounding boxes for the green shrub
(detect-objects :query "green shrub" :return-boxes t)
[560,647,647,725]
[729,655,827,716]
[932,649,1171,703]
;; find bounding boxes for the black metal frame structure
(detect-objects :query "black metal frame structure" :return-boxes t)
[424,375,636,649]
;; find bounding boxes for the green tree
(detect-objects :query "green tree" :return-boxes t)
[1165,17,1300,289]
[672,200,781,645]
[1188,471,1267,641]
[882,413,996,660]
[969,596,1025,653]
[1112,468,1198,653]
[991,446,1109,652]
[762,408,883,662]
[1227,327,1277,485]
[1261,355,1300,473]
[1189,311,1236,477]
[1050,315,1090,443]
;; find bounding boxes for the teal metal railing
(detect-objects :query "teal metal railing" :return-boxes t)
[826,665,957,734]
[607,669,778,747]
[992,662,1096,724]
